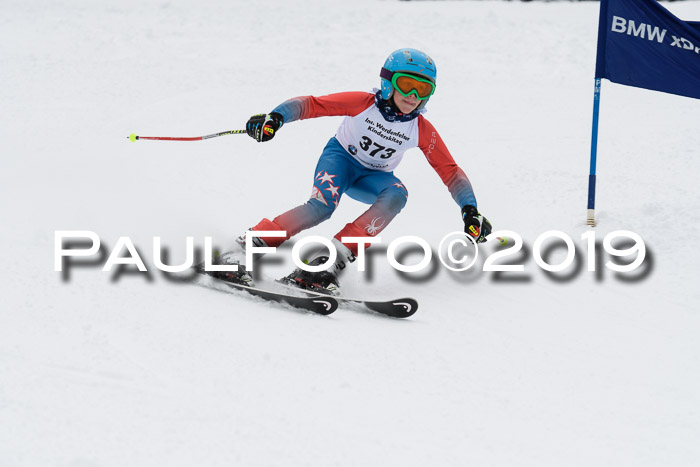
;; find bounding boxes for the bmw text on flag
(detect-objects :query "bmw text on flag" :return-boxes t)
[611,16,700,55]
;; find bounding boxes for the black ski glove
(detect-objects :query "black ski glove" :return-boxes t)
[246,112,283,142]
[462,205,492,244]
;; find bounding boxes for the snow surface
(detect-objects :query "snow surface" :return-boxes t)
[2,0,700,466]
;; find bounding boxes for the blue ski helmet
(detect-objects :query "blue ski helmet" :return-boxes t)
[380,48,437,110]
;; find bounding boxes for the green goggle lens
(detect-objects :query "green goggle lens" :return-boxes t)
[391,73,435,100]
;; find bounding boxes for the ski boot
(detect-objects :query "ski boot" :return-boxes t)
[280,239,356,296]
[196,235,255,287]
[280,255,342,296]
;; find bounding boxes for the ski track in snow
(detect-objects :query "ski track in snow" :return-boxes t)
[2,0,700,466]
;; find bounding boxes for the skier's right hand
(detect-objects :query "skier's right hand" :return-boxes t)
[246,112,283,142]
[462,205,492,244]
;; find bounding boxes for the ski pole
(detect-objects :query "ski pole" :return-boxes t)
[127,129,246,142]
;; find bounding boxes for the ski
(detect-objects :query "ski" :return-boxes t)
[277,281,418,318]
[328,294,418,318]
[342,296,418,318]
[195,273,338,316]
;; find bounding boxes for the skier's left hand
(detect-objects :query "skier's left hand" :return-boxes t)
[462,205,492,243]
[246,112,283,142]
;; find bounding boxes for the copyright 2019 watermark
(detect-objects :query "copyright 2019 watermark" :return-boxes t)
[54,230,648,279]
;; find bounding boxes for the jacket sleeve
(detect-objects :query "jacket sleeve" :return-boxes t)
[417,116,477,209]
[271,92,375,124]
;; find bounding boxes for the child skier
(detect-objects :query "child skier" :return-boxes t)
[214,48,492,295]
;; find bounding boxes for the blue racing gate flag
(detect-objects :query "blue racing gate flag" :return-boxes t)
[595,0,700,100]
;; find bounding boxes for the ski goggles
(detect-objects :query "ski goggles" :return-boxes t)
[382,68,436,100]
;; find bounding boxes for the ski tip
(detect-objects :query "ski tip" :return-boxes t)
[362,297,419,318]
[393,298,418,318]
[310,297,338,315]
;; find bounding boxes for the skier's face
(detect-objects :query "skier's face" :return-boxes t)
[392,91,420,114]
